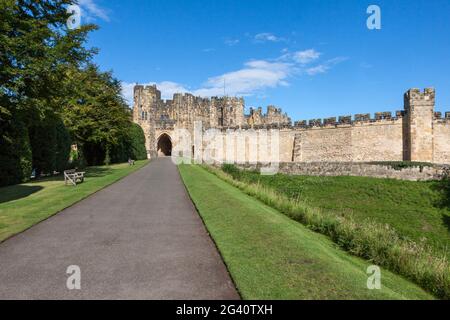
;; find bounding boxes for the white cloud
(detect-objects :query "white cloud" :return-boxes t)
[121,50,347,105]
[78,0,110,22]
[157,81,190,98]
[254,33,281,43]
[121,81,189,105]
[193,60,292,97]
[293,49,321,64]
[121,82,136,105]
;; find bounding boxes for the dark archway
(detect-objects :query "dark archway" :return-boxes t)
[157,134,172,156]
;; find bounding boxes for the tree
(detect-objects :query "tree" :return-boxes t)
[55,118,71,172]
[0,0,145,185]
[0,104,32,186]
[129,123,148,160]
[62,65,133,166]
[0,0,96,181]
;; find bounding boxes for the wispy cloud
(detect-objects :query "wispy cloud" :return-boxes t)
[293,49,321,64]
[254,32,282,43]
[305,65,328,75]
[78,0,110,22]
[121,49,347,105]
[224,38,240,46]
[305,57,348,75]
[360,62,373,69]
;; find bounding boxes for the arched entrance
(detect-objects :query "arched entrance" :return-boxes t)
[157,133,172,156]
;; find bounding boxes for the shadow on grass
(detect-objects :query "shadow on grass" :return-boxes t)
[431,179,450,234]
[0,185,44,204]
[0,164,125,204]
[443,214,450,233]
[432,179,450,208]
[84,166,114,178]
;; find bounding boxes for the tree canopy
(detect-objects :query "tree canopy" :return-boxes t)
[0,0,146,186]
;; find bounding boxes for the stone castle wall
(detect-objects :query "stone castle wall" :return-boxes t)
[232,162,450,181]
[292,117,405,162]
[133,86,450,166]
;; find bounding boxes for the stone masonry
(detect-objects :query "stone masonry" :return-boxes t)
[133,85,450,165]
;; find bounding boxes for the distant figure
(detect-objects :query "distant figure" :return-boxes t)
[128,158,135,166]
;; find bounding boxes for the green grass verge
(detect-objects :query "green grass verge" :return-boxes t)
[179,164,434,300]
[214,164,450,299]
[222,165,450,259]
[0,160,149,243]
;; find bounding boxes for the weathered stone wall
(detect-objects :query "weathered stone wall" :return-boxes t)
[293,126,352,162]
[404,88,435,162]
[192,129,290,164]
[133,86,450,166]
[234,162,450,181]
[351,119,404,162]
[291,118,404,162]
[433,119,450,164]
[247,106,291,126]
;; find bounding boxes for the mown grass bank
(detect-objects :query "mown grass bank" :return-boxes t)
[206,165,449,299]
[222,166,450,257]
[179,164,434,300]
[0,160,149,243]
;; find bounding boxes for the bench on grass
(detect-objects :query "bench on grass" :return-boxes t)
[64,169,85,186]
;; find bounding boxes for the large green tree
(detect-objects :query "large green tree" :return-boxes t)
[0,0,96,184]
[1,0,146,185]
[62,65,133,166]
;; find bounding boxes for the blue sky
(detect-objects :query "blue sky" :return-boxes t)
[79,0,450,121]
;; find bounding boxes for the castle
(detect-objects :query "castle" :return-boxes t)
[133,85,450,165]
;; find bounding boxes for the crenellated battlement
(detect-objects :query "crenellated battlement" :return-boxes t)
[293,110,407,129]
[247,105,291,126]
[404,88,435,111]
[433,111,450,121]
[133,85,450,164]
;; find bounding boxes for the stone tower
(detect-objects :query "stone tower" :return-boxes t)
[404,88,435,162]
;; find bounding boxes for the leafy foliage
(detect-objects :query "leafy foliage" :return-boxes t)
[0,109,32,186]
[61,65,134,166]
[0,0,146,183]
[128,123,148,160]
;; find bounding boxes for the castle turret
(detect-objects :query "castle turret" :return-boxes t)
[404,88,435,162]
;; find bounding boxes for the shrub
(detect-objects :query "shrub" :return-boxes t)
[129,123,148,160]
[29,122,57,176]
[29,117,72,176]
[0,110,32,186]
[55,119,71,173]
[221,164,241,178]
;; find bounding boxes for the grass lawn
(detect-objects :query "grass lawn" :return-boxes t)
[223,169,450,258]
[0,160,149,243]
[179,165,434,300]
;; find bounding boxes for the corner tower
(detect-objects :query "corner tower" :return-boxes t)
[404,88,435,162]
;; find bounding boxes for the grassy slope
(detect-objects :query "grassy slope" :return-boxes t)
[179,165,433,300]
[0,160,149,242]
[230,172,450,257]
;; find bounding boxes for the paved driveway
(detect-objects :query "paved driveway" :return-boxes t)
[0,158,239,300]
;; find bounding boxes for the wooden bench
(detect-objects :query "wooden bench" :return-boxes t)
[64,169,85,186]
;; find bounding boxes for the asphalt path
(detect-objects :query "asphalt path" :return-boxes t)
[0,157,238,300]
